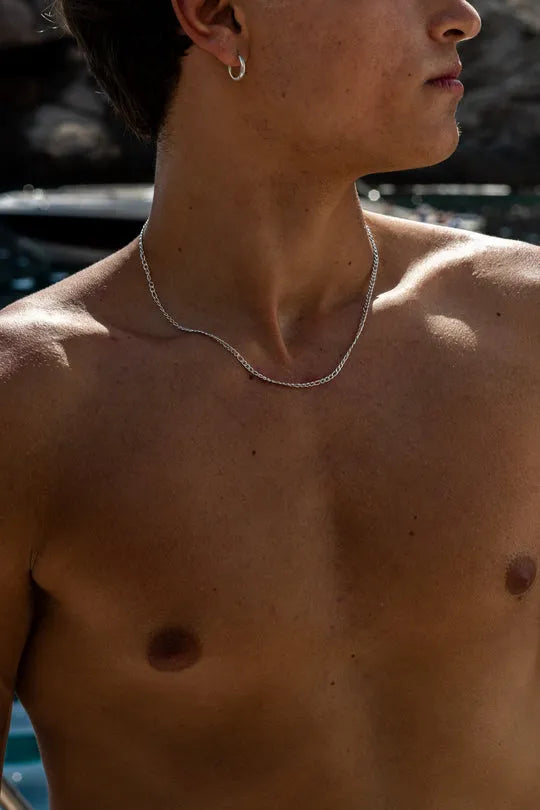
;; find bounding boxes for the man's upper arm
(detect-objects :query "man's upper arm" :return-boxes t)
[513,239,540,342]
[497,238,540,466]
[510,239,540,362]
[0,306,62,775]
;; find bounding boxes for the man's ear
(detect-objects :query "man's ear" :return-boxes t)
[170,0,248,67]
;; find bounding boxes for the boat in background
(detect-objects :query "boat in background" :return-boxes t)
[0,184,154,255]
[0,180,486,249]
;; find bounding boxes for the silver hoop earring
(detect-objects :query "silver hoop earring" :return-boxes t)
[228,52,246,81]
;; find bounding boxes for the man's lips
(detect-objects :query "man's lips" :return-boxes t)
[426,62,463,82]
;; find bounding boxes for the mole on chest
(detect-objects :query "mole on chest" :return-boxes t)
[146,626,203,671]
[505,554,537,596]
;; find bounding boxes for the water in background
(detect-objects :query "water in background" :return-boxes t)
[5,700,49,810]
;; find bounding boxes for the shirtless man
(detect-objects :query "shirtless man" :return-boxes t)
[1,0,540,805]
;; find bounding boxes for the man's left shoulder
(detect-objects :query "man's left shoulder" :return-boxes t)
[465,233,539,342]
[425,228,538,337]
[466,232,539,294]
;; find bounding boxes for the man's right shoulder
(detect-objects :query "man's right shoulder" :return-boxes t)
[0,253,130,435]
[0,285,103,436]
[0,251,118,368]
[0,302,75,543]
[0,300,75,452]
[0,298,73,384]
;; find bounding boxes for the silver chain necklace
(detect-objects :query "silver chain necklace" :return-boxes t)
[138,212,379,389]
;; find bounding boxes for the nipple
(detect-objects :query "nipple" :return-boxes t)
[505,554,537,596]
[147,626,202,671]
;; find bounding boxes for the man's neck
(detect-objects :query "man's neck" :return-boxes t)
[140,143,376,358]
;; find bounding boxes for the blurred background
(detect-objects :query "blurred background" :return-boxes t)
[0,0,539,807]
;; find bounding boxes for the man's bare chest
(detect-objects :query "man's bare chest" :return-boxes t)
[29,300,538,652]
[12,283,538,800]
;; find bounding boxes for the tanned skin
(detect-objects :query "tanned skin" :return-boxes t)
[1,0,540,807]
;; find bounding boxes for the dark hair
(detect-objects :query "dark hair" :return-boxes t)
[48,1,193,142]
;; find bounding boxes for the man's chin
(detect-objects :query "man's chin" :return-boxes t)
[410,125,462,170]
[358,124,462,174]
